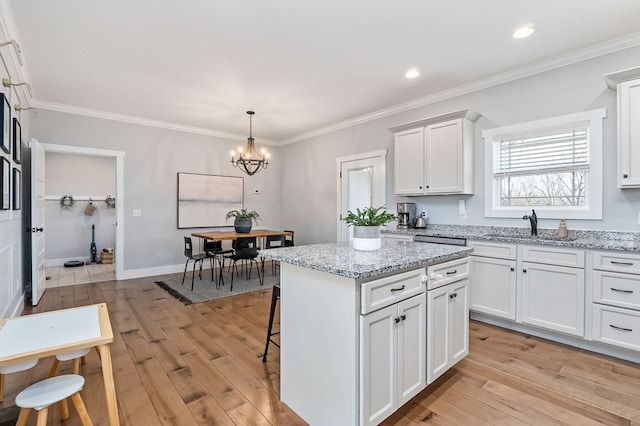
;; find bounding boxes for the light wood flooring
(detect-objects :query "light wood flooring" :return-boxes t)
[3,275,640,425]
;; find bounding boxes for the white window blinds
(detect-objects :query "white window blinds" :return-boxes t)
[493,125,589,178]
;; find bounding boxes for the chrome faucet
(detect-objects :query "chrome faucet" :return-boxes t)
[522,209,538,236]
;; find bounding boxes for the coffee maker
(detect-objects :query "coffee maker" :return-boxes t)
[396,202,416,229]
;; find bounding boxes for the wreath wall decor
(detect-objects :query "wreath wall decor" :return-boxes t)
[104,195,116,208]
[60,195,75,209]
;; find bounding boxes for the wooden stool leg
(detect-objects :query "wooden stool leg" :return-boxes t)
[15,408,30,426]
[0,373,4,402]
[72,358,81,374]
[59,398,70,420]
[48,358,60,378]
[81,355,88,365]
[35,408,48,426]
[71,391,94,426]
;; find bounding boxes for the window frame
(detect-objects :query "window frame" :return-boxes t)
[483,109,606,220]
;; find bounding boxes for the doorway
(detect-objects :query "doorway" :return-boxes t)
[336,150,387,242]
[30,142,124,304]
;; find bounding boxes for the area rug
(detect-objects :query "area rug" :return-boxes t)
[155,266,278,304]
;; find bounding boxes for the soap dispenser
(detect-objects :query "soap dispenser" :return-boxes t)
[558,219,568,238]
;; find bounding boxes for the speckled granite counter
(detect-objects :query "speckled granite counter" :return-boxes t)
[382,224,640,252]
[262,240,472,279]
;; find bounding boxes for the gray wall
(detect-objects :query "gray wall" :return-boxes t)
[44,152,116,263]
[28,45,640,277]
[281,46,640,241]
[29,114,282,274]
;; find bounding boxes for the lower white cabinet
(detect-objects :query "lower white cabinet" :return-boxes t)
[521,261,585,337]
[360,293,426,426]
[470,256,517,320]
[427,278,469,384]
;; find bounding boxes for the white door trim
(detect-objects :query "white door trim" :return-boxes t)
[336,150,387,242]
[41,143,125,280]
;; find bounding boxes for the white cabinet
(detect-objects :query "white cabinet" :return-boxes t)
[394,127,425,195]
[360,294,426,426]
[390,109,479,196]
[604,67,640,188]
[520,246,585,337]
[592,250,640,351]
[469,241,517,320]
[425,258,470,384]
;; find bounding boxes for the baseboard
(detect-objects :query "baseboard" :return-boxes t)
[4,292,25,318]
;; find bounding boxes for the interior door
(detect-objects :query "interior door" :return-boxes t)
[30,138,46,305]
[337,151,386,242]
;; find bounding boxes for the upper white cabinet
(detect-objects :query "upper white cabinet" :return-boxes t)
[390,109,480,196]
[604,67,640,188]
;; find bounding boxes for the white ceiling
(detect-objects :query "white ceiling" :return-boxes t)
[8,0,640,144]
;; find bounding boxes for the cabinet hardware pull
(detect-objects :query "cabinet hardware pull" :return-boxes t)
[390,285,405,292]
[523,269,527,273]
[400,314,406,321]
[448,293,458,299]
[610,261,634,266]
[510,267,515,272]
[609,324,633,332]
[446,270,457,275]
[623,174,629,178]
[611,288,634,294]
[395,317,400,324]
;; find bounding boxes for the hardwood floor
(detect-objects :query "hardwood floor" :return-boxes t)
[3,275,640,425]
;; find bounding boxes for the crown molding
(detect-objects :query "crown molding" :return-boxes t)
[30,99,280,145]
[279,31,640,145]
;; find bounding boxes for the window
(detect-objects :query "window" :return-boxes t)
[483,109,606,219]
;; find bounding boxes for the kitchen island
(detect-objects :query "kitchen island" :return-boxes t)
[263,240,472,426]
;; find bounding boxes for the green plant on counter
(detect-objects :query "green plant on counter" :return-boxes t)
[342,206,396,226]
[225,208,261,224]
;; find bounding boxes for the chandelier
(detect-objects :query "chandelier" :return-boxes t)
[230,111,269,176]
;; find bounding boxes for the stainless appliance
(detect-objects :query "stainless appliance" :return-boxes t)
[413,213,427,229]
[414,235,467,246]
[396,203,416,229]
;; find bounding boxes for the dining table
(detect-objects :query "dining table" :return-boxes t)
[191,228,292,244]
[0,303,120,426]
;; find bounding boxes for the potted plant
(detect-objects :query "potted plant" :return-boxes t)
[342,206,397,251]
[226,208,261,233]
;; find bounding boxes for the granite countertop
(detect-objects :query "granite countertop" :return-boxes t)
[262,241,472,280]
[383,224,640,252]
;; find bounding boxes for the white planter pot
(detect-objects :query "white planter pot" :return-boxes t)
[352,226,381,251]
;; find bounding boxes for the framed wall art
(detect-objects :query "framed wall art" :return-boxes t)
[0,93,9,154]
[13,117,21,164]
[177,173,243,229]
[12,167,20,210]
[1,157,9,210]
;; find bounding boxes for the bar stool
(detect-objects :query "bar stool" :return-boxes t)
[48,348,92,377]
[262,284,280,362]
[0,359,39,402]
[15,374,93,426]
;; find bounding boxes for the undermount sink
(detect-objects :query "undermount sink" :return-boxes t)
[484,233,576,242]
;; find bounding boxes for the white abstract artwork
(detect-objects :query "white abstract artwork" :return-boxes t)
[177,173,243,228]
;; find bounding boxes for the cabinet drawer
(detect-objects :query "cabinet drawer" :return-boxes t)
[593,270,640,310]
[520,245,584,268]
[361,268,425,314]
[468,240,516,260]
[593,304,640,351]
[592,250,640,274]
[426,258,469,290]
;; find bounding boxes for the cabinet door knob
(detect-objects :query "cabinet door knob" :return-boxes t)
[510,267,515,272]
[623,174,629,179]
[523,269,527,273]
[395,317,400,324]
[400,314,406,321]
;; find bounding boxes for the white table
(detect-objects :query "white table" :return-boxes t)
[0,303,119,425]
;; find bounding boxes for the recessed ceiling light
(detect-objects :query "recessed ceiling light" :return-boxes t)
[513,25,534,39]
[405,68,420,79]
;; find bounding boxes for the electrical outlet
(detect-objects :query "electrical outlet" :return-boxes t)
[132,209,142,217]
